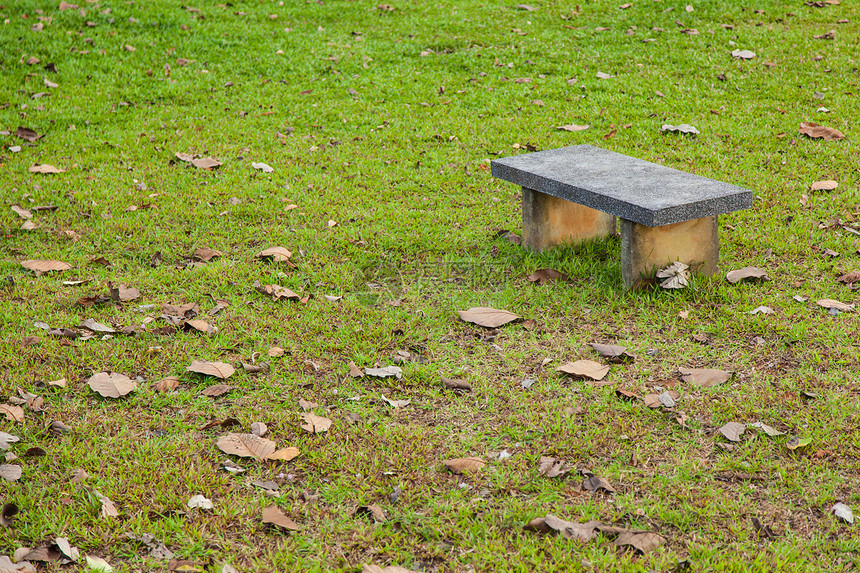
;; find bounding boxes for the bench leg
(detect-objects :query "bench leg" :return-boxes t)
[620,216,719,288]
[521,187,616,251]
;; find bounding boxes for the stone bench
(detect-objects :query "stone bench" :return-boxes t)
[490,144,753,287]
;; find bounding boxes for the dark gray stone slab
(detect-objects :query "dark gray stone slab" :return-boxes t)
[491,144,753,227]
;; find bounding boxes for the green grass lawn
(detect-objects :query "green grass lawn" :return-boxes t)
[2,0,860,571]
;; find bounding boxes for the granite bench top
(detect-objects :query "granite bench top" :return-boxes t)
[490,144,753,227]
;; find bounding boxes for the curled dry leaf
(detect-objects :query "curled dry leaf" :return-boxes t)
[799,122,845,141]
[242,362,270,373]
[718,421,745,442]
[660,124,699,134]
[187,495,214,510]
[679,367,733,387]
[108,283,140,302]
[253,281,300,301]
[556,360,609,381]
[0,405,24,423]
[442,457,485,474]
[348,361,363,378]
[252,162,274,173]
[80,319,114,333]
[786,436,812,450]
[590,343,634,363]
[0,432,20,450]
[21,260,72,275]
[582,474,615,493]
[153,377,179,392]
[355,504,386,523]
[837,271,860,284]
[524,514,602,541]
[300,413,332,434]
[457,307,520,328]
[380,394,411,408]
[556,124,589,132]
[643,391,680,408]
[726,266,768,284]
[441,377,472,391]
[250,422,268,436]
[262,505,300,530]
[816,299,854,312]
[187,360,235,379]
[87,372,137,398]
[193,247,222,261]
[538,456,573,478]
[298,398,318,411]
[832,502,854,524]
[656,261,690,289]
[810,180,838,191]
[255,246,294,263]
[731,49,756,59]
[11,204,32,220]
[365,365,402,379]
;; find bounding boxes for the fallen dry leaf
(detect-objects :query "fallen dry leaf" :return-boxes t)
[268,347,285,357]
[187,495,213,510]
[252,162,274,173]
[200,384,233,397]
[28,164,65,174]
[527,268,569,285]
[108,283,140,302]
[255,246,294,263]
[590,343,634,363]
[348,361,363,378]
[582,474,615,493]
[216,434,276,461]
[832,502,854,524]
[366,365,402,379]
[614,531,666,553]
[300,413,332,434]
[0,405,24,423]
[380,394,411,408]
[251,422,268,437]
[262,505,300,530]
[718,421,745,442]
[87,372,137,398]
[816,299,854,312]
[457,307,520,328]
[185,320,217,335]
[21,260,72,275]
[186,360,235,379]
[836,271,860,284]
[355,504,386,523]
[661,124,699,134]
[443,457,485,474]
[193,247,223,261]
[190,157,221,169]
[656,261,690,289]
[679,367,733,387]
[267,447,300,461]
[524,514,601,541]
[557,360,609,381]
[799,122,845,141]
[726,266,768,284]
[643,391,680,408]
[253,281,300,301]
[11,204,32,220]
[153,377,179,392]
[441,377,472,391]
[538,456,573,478]
[731,49,756,59]
[810,180,838,191]
[0,465,22,482]
[556,124,589,132]
[15,126,40,142]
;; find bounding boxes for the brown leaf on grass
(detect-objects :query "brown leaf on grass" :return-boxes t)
[355,504,386,523]
[153,377,179,392]
[718,421,745,442]
[187,360,235,379]
[21,260,71,275]
[442,457,485,474]
[442,377,472,391]
[0,405,23,423]
[15,126,40,142]
[193,247,222,261]
[0,465,22,482]
[643,391,680,408]
[614,531,666,553]
[262,505,300,530]
[11,204,32,220]
[810,180,838,191]
[242,362,270,373]
[251,422,268,437]
[162,302,199,318]
[582,474,615,492]
[255,246,294,263]
[184,319,217,335]
[538,456,573,478]
[300,413,332,434]
[216,434,276,461]
[89,488,118,518]
[268,346,285,357]
[556,360,609,381]
[28,164,65,174]
[108,283,140,302]
[799,122,845,141]
[0,503,19,527]
[87,372,137,398]
[253,281,300,301]
[817,299,855,311]
[679,367,733,387]
[837,271,860,284]
[366,366,403,379]
[190,157,221,169]
[457,307,520,328]
[731,49,756,59]
[556,124,589,132]
[590,343,635,363]
[348,361,363,378]
[267,447,300,461]
[0,433,20,450]
[524,514,601,541]
[726,266,768,284]
[527,268,569,285]
[200,384,233,397]
[0,556,32,572]
[80,319,115,333]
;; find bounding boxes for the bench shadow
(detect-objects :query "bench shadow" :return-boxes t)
[510,235,624,289]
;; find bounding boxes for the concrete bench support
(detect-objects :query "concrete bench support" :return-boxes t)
[490,145,752,288]
[522,187,616,251]
[621,216,718,287]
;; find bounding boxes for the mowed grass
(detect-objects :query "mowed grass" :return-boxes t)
[1,0,860,571]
